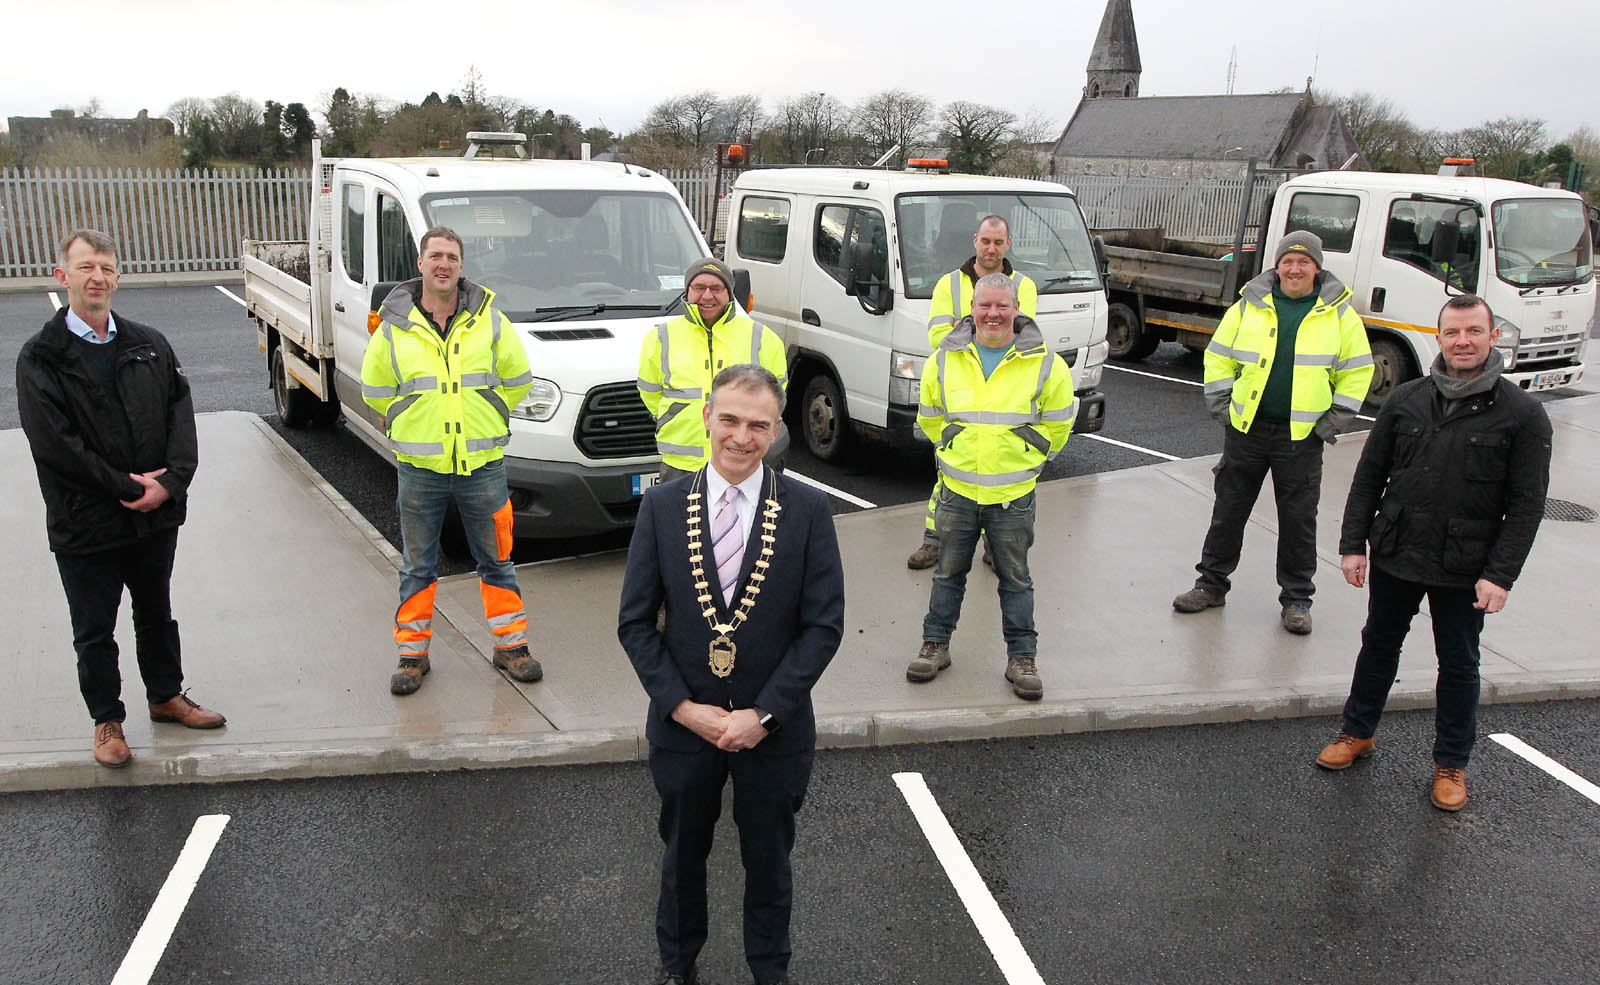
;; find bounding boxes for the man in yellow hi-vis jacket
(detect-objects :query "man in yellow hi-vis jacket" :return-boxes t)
[1172,231,1375,635]
[361,226,539,695]
[908,215,1039,570]
[909,273,1075,701]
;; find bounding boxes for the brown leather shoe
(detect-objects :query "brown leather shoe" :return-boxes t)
[93,721,132,767]
[1315,732,1375,769]
[1431,765,1468,811]
[390,655,430,695]
[149,692,227,729]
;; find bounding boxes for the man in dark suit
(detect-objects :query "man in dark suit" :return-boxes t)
[619,364,845,985]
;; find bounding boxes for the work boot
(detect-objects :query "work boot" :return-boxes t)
[1431,765,1468,812]
[906,640,951,682]
[1315,732,1375,770]
[1281,602,1313,635]
[148,692,227,729]
[493,644,544,683]
[93,721,132,768]
[1005,655,1043,701]
[390,655,430,695]
[906,542,940,570]
[1172,587,1226,612]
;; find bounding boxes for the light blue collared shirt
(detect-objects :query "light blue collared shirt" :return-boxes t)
[704,463,768,551]
[65,307,118,344]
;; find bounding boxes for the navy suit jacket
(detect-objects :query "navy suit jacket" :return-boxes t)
[618,466,845,754]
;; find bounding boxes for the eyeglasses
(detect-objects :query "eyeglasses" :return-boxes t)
[687,283,728,297]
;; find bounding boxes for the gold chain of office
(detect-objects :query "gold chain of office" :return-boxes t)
[685,469,780,679]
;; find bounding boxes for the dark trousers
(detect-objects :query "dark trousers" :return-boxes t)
[53,528,183,725]
[649,743,814,985]
[1340,564,1485,768]
[1194,420,1324,606]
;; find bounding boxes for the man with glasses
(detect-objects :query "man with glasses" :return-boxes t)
[638,258,788,482]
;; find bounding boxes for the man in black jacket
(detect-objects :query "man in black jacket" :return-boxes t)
[16,229,225,769]
[618,365,845,985]
[1315,295,1552,811]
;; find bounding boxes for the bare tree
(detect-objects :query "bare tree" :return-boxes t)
[716,93,765,144]
[775,91,848,163]
[1329,91,1418,172]
[210,92,264,159]
[78,98,104,119]
[1563,125,1600,197]
[1462,116,1548,179]
[461,65,487,108]
[852,89,932,166]
[164,97,211,139]
[940,101,1015,174]
[642,96,691,147]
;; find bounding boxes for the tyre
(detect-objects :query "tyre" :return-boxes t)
[1366,335,1413,408]
[801,373,850,461]
[1107,302,1158,361]
[272,346,315,428]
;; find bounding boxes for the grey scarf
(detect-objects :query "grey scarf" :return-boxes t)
[1430,347,1504,400]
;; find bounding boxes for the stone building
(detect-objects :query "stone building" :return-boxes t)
[6,109,175,159]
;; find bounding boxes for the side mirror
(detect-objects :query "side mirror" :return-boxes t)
[846,240,893,315]
[1092,234,1108,284]
[1430,220,1461,265]
[368,281,404,314]
[1589,218,1600,251]
[732,267,753,313]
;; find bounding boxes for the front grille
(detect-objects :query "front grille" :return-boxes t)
[1515,330,1586,369]
[575,382,656,458]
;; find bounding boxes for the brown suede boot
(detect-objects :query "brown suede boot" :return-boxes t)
[390,655,430,695]
[93,721,132,768]
[493,645,543,683]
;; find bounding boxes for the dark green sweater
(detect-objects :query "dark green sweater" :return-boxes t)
[1259,287,1317,423]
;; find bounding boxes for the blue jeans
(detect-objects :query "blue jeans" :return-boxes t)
[395,459,520,603]
[922,486,1037,657]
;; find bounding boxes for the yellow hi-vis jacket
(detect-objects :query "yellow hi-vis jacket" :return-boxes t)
[636,304,788,472]
[918,314,1076,505]
[926,258,1039,348]
[360,278,534,475]
[1203,270,1375,441]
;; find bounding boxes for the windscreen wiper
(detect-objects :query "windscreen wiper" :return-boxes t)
[527,304,661,322]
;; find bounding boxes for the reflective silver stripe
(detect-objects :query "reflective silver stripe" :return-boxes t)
[1013,424,1050,455]
[384,323,403,383]
[1335,352,1375,371]
[490,311,501,384]
[392,440,446,455]
[1293,353,1337,367]
[1231,400,1246,416]
[1039,403,1076,422]
[1290,409,1323,423]
[655,401,689,430]
[657,440,702,456]
[663,386,703,400]
[939,423,966,447]
[459,372,497,387]
[752,322,766,365]
[396,642,430,658]
[636,378,664,393]
[465,434,511,452]
[935,348,949,408]
[1332,392,1364,411]
[387,394,421,421]
[363,383,399,399]
[478,389,510,423]
[397,375,439,395]
[1031,351,1054,420]
[949,271,963,317]
[927,314,956,328]
[1203,378,1234,395]
[488,610,525,630]
[396,618,431,634]
[501,370,533,387]
[657,321,674,390]
[937,459,1044,485]
[949,410,1036,425]
[1207,342,1260,363]
[918,403,942,418]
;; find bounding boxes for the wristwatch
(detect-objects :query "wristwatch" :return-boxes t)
[753,706,779,732]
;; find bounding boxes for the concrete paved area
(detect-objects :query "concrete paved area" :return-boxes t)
[3,400,1598,792]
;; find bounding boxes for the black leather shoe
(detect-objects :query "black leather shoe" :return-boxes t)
[652,967,698,985]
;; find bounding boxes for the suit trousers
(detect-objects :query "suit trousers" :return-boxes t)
[53,527,183,724]
[1194,419,1323,606]
[649,742,814,985]
[1339,564,1485,768]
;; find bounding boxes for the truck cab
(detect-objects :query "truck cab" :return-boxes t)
[723,167,1109,460]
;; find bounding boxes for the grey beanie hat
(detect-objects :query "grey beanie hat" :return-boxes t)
[1274,230,1324,268]
[684,256,734,294]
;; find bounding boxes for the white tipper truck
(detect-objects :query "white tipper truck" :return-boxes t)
[243,134,724,539]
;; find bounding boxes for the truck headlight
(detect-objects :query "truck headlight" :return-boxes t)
[889,350,923,405]
[1493,316,1520,370]
[511,378,562,422]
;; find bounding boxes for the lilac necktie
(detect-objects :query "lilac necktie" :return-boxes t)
[711,485,745,606]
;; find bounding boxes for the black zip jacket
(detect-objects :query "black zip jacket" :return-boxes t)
[1339,372,1551,590]
[16,308,199,554]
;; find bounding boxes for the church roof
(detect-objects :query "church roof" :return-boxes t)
[1055,93,1307,161]
[1087,0,1141,73]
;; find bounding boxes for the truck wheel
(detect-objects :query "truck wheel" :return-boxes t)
[1366,336,1413,407]
[802,374,850,461]
[1107,303,1158,361]
[272,347,316,428]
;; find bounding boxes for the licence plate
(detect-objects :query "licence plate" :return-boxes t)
[631,472,658,495]
[1531,370,1571,390]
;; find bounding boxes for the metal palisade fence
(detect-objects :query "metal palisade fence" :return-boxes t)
[0,167,312,277]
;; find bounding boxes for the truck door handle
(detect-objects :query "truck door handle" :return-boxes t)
[1369,288,1385,313]
[802,308,820,326]
[334,302,346,312]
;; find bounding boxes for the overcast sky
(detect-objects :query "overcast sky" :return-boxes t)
[2,0,1591,144]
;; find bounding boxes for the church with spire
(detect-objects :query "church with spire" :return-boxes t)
[1052,0,1362,179]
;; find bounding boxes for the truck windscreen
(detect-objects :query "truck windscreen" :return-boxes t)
[896,192,1101,299]
[421,190,706,320]
[1491,198,1594,288]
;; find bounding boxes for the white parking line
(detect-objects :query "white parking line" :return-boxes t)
[893,772,1046,985]
[47,292,62,310]
[1102,364,1376,422]
[785,468,876,509]
[215,285,246,307]
[1081,432,1181,461]
[110,814,231,985]
[1489,733,1600,806]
